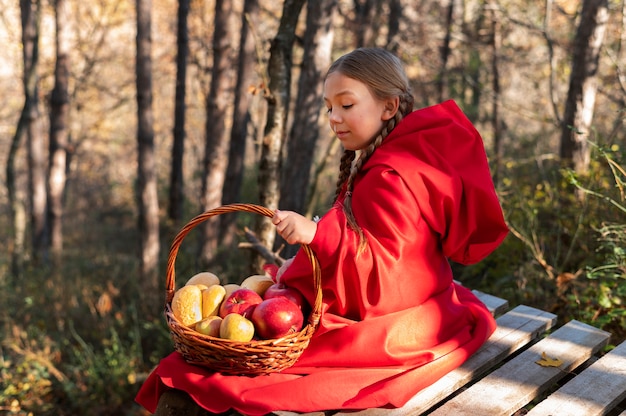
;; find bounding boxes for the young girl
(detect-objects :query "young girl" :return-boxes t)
[136,48,508,415]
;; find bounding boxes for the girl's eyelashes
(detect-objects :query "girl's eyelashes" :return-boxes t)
[326,104,353,114]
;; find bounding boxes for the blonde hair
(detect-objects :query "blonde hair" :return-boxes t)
[328,48,414,250]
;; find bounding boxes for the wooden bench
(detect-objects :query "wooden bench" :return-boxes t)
[272,290,626,416]
[155,290,626,416]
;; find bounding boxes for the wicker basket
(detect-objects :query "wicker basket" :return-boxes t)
[165,203,322,376]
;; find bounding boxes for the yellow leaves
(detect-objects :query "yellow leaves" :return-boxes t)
[536,352,563,368]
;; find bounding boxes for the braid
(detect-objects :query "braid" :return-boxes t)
[326,48,415,254]
[342,98,411,253]
[334,150,355,202]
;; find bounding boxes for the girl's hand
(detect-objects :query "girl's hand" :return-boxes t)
[272,210,317,245]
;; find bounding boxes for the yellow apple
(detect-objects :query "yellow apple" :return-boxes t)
[171,285,203,326]
[195,316,222,337]
[202,284,227,318]
[186,271,220,288]
[240,274,275,297]
[220,313,255,342]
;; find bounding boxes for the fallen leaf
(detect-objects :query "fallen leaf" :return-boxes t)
[536,352,563,367]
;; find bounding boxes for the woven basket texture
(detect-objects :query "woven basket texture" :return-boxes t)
[165,203,322,376]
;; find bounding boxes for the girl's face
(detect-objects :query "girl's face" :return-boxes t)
[323,72,397,151]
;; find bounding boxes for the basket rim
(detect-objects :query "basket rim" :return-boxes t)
[164,203,323,335]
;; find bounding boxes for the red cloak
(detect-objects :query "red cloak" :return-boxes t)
[135,100,509,415]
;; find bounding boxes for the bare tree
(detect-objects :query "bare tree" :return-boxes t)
[386,0,402,53]
[437,0,454,103]
[168,0,191,223]
[48,0,71,260]
[489,0,503,184]
[136,0,160,317]
[560,0,609,174]
[7,0,43,276]
[20,0,47,263]
[199,0,237,267]
[255,0,306,271]
[279,0,336,257]
[219,0,260,245]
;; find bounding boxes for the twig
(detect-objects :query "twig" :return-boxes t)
[238,226,286,265]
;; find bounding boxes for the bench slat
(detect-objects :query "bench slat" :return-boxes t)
[428,320,611,416]
[326,305,556,416]
[525,340,626,416]
[472,289,509,316]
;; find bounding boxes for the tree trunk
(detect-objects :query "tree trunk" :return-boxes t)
[199,0,236,268]
[136,0,160,318]
[279,0,336,258]
[21,0,47,263]
[437,0,454,103]
[559,0,609,174]
[386,0,402,53]
[48,0,71,261]
[7,106,28,280]
[489,0,503,185]
[255,0,306,271]
[354,0,380,47]
[168,0,190,223]
[220,0,260,246]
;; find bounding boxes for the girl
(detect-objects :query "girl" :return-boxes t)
[136,48,508,415]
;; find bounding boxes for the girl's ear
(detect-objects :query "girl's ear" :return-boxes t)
[381,97,400,121]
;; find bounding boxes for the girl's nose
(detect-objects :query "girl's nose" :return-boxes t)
[328,110,341,123]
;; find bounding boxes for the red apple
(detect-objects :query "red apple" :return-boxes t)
[250,297,304,340]
[264,282,308,311]
[219,288,263,318]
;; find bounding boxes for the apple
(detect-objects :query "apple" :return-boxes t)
[264,282,308,311]
[219,288,263,318]
[195,316,222,337]
[220,313,255,342]
[276,257,294,281]
[250,297,304,340]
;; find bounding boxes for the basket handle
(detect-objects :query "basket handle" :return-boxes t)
[164,203,322,327]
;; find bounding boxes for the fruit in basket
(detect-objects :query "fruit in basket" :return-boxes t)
[219,288,263,318]
[240,274,275,297]
[223,284,241,298]
[202,284,227,317]
[171,285,203,326]
[186,271,220,288]
[264,282,307,311]
[250,297,304,339]
[220,313,255,342]
[195,316,222,337]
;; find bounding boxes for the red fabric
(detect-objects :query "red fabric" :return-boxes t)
[135,100,508,415]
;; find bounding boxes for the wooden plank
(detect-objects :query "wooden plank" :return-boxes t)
[473,290,509,317]
[272,412,325,416]
[526,341,626,416]
[428,320,611,416]
[453,281,509,317]
[329,305,556,416]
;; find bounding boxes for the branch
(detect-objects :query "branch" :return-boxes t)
[238,226,286,265]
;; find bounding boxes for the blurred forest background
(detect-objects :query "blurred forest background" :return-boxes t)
[0,0,625,414]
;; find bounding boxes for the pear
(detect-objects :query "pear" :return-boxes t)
[202,284,227,318]
[186,271,220,288]
[195,316,223,337]
[240,274,275,297]
[223,284,241,299]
